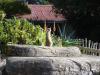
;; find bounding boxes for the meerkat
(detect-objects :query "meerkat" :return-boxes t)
[46,28,53,47]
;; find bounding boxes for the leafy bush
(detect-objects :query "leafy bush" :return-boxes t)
[52,34,62,47]
[0,17,46,46]
[58,24,78,47]
[0,0,31,17]
[0,10,6,20]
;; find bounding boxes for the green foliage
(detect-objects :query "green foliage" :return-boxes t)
[52,24,78,47]
[38,0,49,4]
[49,0,100,41]
[31,0,49,4]
[49,0,100,17]
[0,0,15,10]
[0,17,46,46]
[52,34,79,47]
[52,34,62,47]
[0,0,31,17]
[57,24,78,46]
[58,24,75,40]
[62,39,80,47]
[0,10,6,20]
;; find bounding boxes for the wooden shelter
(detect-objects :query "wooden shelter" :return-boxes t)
[17,5,66,35]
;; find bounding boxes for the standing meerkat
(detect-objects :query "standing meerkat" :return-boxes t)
[46,28,53,47]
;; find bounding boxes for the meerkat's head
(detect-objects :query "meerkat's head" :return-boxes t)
[47,28,51,32]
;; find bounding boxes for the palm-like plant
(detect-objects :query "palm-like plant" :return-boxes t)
[58,24,77,46]
[58,24,75,39]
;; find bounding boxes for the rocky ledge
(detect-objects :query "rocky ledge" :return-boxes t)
[5,56,100,75]
[7,44,81,57]
[3,44,100,75]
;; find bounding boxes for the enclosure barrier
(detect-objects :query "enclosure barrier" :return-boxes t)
[72,38,100,56]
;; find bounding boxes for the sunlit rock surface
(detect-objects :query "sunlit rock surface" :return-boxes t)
[5,56,100,75]
[3,44,100,75]
[7,44,81,57]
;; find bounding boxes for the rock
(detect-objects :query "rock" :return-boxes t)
[0,60,6,71]
[0,59,6,75]
[7,44,81,57]
[5,57,100,75]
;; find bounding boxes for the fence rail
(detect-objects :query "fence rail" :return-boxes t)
[74,38,100,56]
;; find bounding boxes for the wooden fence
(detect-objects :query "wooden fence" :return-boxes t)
[74,38,100,56]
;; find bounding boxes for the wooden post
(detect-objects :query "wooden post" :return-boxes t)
[44,20,47,31]
[99,43,100,50]
[93,43,95,49]
[79,39,82,46]
[81,39,84,47]
[95,42,98,50]
[88,40,91,48]
[93,42,98,50]
[85,38,87,47]
[53,21,56,32]
[91,41,94,49]
[78,38,81,46]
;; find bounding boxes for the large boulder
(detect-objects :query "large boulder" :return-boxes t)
[7,44,81,57]
[5,56,100,75]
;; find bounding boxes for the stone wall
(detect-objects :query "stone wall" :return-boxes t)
[1,44,100,75]
[7,44,81,57]
[5,57,100,75]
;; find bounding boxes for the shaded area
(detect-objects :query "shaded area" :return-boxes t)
[49,0,100,42]
[0,1,31,18]
[74,16,100,42]
[5,59,53,75]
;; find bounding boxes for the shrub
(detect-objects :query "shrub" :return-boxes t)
[58,24,76,39]
[58,24,78,47]
[52,34,62,47]
[0,17,46,45]
[0,0,31,17]
[0,17,47,55]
